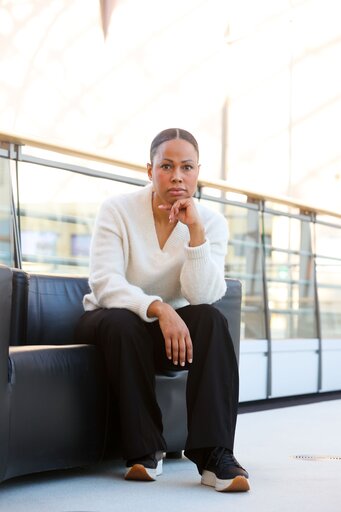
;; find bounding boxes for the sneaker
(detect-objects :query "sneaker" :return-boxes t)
[201,447,250,492]
[125,451,163,481]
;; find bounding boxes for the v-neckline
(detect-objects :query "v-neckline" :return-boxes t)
[154,220,178,251]
[148,188,183,252]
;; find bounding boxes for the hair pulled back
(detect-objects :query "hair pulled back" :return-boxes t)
[150,128,199,163]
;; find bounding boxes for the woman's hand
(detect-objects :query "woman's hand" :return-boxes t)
[147,301,193,366]
[158,198,205,247]
[158,197,199,226]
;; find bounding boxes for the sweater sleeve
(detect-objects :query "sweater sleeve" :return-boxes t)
[180,212,228,304]
[85,200,162,322]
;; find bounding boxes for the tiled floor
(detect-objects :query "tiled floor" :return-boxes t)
[1,400,341,512]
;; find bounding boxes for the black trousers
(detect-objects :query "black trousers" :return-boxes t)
[74,304,239,473]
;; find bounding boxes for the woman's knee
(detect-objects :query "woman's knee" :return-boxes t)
[85,309,153,366]
[180,303,228,328]
[97,308,142,333]
[179,303,234,354]
[77,308,145,347]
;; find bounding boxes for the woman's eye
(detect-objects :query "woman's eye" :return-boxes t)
[161,164,172,170]
[183,165,193,171]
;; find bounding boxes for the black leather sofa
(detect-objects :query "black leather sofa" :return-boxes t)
[0,264,241,483]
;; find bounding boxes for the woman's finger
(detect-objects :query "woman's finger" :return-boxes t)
[171,337,179,365]
[178,337,187,367]
[164,337,172,360]
[185,335,193,364]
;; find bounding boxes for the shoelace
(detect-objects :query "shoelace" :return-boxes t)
[213,448,243,470]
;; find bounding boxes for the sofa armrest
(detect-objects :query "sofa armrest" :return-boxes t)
[0,265,11,380]
[213,278,242,362]
[10,269,29,346]
[0,265,12,481]
[5,344,107,481]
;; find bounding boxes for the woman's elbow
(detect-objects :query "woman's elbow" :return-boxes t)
[182,278,226,305]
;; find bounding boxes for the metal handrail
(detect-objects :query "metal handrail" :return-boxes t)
[1,130,341,220]
[2,131,341,399]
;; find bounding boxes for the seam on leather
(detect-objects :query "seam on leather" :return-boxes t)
[7,357,13,384]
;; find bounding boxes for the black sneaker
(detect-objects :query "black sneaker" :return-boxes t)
[201,447,250,492]
[125,451,163,481]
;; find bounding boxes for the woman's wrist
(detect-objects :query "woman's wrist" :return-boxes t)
[188,223,206,247]
[147,300,170,319]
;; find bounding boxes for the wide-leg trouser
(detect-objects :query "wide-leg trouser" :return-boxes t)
[74,304,239,473]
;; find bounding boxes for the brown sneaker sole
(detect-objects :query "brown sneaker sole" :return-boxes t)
[125,463,156,481]
[219,475,250,492]
[125,459,163,481]
[202,470,250,492]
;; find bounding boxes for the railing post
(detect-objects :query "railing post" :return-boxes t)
[259,199,272,399]
[311,212,323,392]
[10,143,23,269]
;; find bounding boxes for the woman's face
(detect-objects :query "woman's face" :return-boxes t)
[147,138,200,205]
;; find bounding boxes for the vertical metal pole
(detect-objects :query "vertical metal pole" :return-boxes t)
[0,147,14,267]
[260,201,272,398]
[298,212,314,338]
[312,215,323,392]
[10,144,22,269]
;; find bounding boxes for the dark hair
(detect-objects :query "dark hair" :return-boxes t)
[150,128,199,163]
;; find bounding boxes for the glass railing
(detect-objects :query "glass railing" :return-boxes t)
[0,150,14,267]
[1,132,341,401]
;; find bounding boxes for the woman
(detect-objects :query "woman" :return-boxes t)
[75,128,250,492]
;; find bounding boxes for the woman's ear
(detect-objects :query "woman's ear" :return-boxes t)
[147,163,152,181]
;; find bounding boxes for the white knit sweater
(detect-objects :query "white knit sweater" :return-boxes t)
[83,184,228,322]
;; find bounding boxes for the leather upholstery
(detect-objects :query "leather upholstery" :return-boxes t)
[0,264,241,482]
[0,266,12,481]
[10,270,90,346]
[6,344,107,481]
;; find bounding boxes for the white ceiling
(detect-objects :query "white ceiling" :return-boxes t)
[1,0,341,212]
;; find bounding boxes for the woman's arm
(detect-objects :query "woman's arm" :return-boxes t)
[161,197,228,304]
[86,200,162,322]
[180,212,228,304]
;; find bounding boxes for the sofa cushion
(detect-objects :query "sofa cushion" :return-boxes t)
[26,274,90,346]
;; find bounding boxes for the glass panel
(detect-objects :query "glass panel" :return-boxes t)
[0,156,14,266]
[268,283,316,339]
[222,202,266,340]
[15,161,140,274]
[315,222,341,339]
[264,213,317,339]
[315,222,341,258]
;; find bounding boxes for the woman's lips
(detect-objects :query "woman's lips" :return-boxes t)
[168,188,187,196]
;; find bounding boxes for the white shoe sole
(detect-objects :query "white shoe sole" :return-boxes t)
[201,469,250,492]
[125,459,163,481]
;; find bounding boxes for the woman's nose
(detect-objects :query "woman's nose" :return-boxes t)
[171,168,183,182]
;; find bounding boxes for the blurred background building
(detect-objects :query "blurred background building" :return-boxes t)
[1,0,341,402]
[1,0,341,206]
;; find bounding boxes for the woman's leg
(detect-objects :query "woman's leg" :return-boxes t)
[148,303,239,474]
[74,308,167,460]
